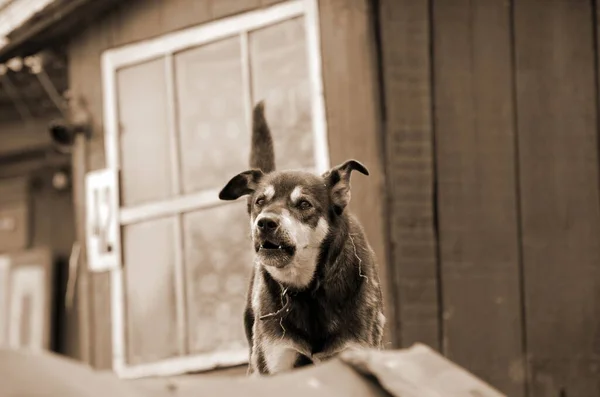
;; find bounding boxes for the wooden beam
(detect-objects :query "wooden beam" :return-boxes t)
[432,0,525,395]
[514,0,600,395]
[72,132,92,365]
[378,0,440,350]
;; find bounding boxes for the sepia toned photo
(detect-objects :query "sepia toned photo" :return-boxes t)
[0,1,598,397]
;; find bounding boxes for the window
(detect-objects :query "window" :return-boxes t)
[100,0,329,378]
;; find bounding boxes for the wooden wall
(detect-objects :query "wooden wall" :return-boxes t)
[68,0,390,370]
[379,0,600,396]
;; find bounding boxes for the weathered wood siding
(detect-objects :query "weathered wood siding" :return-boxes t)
[377,0,439,352]
[514,1,600,396]
[379,0,600,396]
[432,1,525,396]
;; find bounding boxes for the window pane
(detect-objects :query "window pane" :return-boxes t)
[117,58,172,206]
[183,201,253,354]
[174,36,248,194]
[123,217,179,364]
[249,17,314,170]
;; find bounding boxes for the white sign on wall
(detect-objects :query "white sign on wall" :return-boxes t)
[85,168,120,272]
[8,265,45,351]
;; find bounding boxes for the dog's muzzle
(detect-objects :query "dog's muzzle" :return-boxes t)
[254,214,295,260]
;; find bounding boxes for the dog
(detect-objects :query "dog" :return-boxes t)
[218,102,385,376]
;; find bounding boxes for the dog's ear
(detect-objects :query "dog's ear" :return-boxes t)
[219,169,264,201]
[323,160,369,214]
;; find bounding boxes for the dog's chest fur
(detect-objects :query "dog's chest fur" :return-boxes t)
[260,267,363,352]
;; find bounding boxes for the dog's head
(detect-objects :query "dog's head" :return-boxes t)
[218,160,369,288]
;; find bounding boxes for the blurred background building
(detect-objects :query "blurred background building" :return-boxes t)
[0,1,598,396]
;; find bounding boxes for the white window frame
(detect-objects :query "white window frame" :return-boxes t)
[101,0,329,379]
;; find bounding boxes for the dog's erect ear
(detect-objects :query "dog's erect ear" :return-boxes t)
[323,160,369,214]
[219,170,264,201]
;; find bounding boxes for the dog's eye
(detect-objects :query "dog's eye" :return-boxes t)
[298,199,312,210]
[255,197,265,206]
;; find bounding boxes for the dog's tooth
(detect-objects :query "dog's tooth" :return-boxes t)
[278,245,283,250]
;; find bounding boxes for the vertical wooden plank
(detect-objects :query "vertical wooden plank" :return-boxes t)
[432,1,524,395]
[69,8,116,370]
[318,0,394,345]
[514,1,600,396]
[378,0,439,350]
[72,134,91,365]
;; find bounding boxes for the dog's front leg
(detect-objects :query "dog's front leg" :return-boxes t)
[248,338,266,376]
[246,362,256,377]
[261,339,301,375]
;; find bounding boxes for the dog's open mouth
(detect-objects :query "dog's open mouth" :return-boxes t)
[260,240,280,250]
[258,240,296,256]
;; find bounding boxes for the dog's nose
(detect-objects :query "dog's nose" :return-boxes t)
[257,216,279,231]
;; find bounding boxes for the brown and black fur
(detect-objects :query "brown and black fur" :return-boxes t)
[220,102,385,375]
